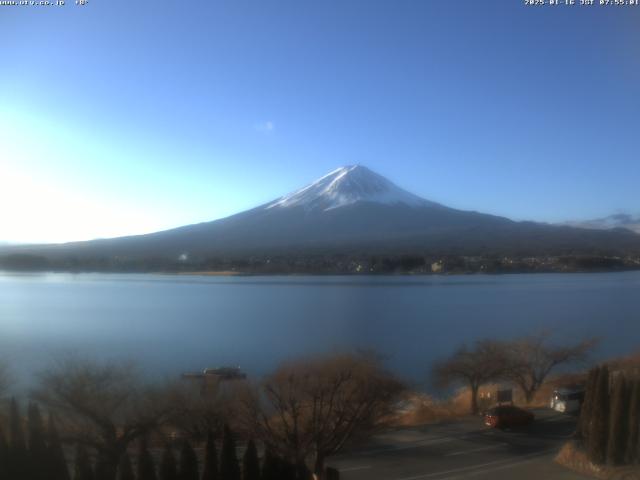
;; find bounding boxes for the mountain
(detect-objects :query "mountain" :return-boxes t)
[3,166,640,266]
[562,213,640,235]
[264,165,436,211]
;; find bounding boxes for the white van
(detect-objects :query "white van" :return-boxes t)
[550,388,585,413]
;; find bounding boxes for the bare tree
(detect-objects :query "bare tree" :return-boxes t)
[165,377,242,442]
[433,340,508,414]
[32,358,173,480]
[503,333,597,403]
[244,352,404,478]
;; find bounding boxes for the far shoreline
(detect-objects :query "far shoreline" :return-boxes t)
[2,267,640,277]
[173,270,243,276]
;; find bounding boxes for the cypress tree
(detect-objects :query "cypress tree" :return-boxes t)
[279,459,295,480]
[116,453,135,480]
[219,426,240,480]
[625,379,640,464]
[260,449,279,480]
[607,375,629,465]
[241,440,260,480]
[73,445,94,480]
[578,367,599,443]
[179,440,199,480]
[94,454,113,480]
[9,398,28,479]
[201,432,218,480]
[137,437,157,480]
[325,467,340,480]
[0,428,9,480]
[159,445,178,480]
[294,461,311,480]
[28,403,48,480]
[47,413,71,480]
[9,399,26,451]
[588,365,610,464]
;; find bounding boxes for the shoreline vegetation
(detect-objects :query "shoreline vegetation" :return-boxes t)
[1,253,640,275]
[175,271,243,276]
[0,340,636,479]
[0,352,402,480]
[554,359,640,479]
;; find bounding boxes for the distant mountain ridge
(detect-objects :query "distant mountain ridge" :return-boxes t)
[562,213,640,234]
[2,166,640,265]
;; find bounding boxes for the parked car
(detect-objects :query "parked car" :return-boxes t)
[484,405,535,429]
[550,388,585,413]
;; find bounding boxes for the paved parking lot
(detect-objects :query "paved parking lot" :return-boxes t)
[328,409,590,480]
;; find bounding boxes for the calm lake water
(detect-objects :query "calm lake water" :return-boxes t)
[1,271,639,390]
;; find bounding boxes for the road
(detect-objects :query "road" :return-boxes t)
[327,409,590,480]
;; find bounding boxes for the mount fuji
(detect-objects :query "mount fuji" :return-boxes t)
[4,166,640,263]
[264,165,436,211]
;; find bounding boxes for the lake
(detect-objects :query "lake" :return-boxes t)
[1,271,639,391]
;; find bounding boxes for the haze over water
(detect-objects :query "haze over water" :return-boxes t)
[1,271,639,391]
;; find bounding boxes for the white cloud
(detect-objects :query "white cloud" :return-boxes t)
[255,120,275,133]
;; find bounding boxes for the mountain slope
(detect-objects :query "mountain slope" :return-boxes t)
[3,166,640,261]
[562,213,640,234]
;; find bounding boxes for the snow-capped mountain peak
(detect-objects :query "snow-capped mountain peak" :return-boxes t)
[265,165,437,211]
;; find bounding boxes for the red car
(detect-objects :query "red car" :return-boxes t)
[484,405,534,429]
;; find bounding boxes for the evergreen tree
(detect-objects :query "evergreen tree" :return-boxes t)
[588,365,610,464]
[116,453,135,480]
[607,375,629,465]
[9,399,26,450]
[625,379,640,464]
[159,445,178,480]
[8,398,28,479]
[577,367,598,443]
[0,428,9,480]
[73,445,94,480]
[279,459,295,480]
[137,437,158,480]
[241,440,260,480]
[179,440,199,480]
[94,454,113,480]
[47,413,71,480]
[219,426,240,480]
[260,449,280,480]
[96,453,121,480]
[201,432,218,480]
[28,403,48,480]
[294,461,311,480]
[325,467,340,480]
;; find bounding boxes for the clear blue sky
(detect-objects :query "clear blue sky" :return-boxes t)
[1,0,639,243]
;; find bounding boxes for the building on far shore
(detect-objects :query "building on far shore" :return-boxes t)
[181,366,247,395]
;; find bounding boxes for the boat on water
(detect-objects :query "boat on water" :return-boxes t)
[181,366,247,380]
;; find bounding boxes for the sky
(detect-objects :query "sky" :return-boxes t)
[1,0,639,244]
